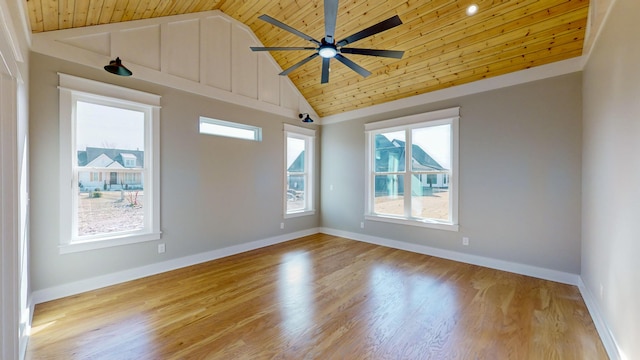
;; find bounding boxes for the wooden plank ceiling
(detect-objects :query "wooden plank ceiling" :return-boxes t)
[25,0,589,117]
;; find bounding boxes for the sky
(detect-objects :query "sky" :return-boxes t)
[76,101,145,151]
[75,99,448,170]
[287,137,305,168]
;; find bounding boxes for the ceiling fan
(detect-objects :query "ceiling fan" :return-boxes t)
[250,0,404,84]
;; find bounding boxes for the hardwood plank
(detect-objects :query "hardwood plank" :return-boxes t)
[71,0,90,28]
[41,0,59,31]
[97,0,116,24]
[308,27,586,110]
[293,0,588,91]
[58,0,75,30]
[86,0,105,26]
[108,0,130,23]
[26,234,607,359]
[26,0,45,33]
[27,0,589,117]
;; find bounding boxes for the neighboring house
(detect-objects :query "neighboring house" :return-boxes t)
[374,134,449,197]
[77,147,144,191]
[286,151,306,202]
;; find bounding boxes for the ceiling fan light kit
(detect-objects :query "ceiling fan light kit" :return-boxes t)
[318,41,338,59]
[250,0,404,84]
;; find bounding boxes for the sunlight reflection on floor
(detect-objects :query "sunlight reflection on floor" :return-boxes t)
[278,251,315,338]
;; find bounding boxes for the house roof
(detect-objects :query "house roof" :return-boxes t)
[374,134,445,172]
[78,147,144,168]
[24,0,590,117]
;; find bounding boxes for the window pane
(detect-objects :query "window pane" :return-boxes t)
[77,170,144,236]
[411,174,449,221]
[374,131,405,172]
[411,125,451,172]
[287,174,306,212]
[76,101,146,238]
[286,135,307,213]
[199,117,262,141]
[284,125,315,216]
[287,137,305,171]
[76,101,145,157]
[374,174,405,216]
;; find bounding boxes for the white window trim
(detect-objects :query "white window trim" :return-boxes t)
[364,107,459,232]
[284,123,316,218]
[58,73,162,254]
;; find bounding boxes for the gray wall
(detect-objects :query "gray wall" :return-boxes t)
[29,52,320,291]
[321,73,583,274]
[582,0,640,357]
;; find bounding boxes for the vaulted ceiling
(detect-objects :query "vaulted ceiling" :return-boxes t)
[25,0,589,117]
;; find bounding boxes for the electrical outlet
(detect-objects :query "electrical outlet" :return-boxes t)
[158,243,165,253]
[280,222,285,229]
[462,237,469,246]
[360,222,365,229]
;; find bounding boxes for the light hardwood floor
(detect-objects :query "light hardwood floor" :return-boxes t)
[26,234,607,359]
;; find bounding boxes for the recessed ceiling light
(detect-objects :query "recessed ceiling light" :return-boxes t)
[466,4,479,16]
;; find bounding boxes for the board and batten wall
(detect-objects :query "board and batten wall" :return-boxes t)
[30,10,318,120]
[29,52,320,296]
[320,72,583,276]
[582,0,640,358]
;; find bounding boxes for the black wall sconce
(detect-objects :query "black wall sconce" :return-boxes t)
[104,57,132,76]
[299,113,313,123]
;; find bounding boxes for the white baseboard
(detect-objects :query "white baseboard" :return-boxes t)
[321,228,625,357]
[30,227,619,360]
[32,228,319,305]
[577,278,623,360]
[319,227,580,285]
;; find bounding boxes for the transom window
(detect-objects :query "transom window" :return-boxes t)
[365,107,459,231]
[284,124,316,217]
[58,74,161,253]
[199,116,262,141]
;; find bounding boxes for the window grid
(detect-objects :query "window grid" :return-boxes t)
[58,73,161,253]
[284,124,316,218]
[365,108,459,231]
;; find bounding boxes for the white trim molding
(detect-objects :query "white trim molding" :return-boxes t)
[1,71,21,360]
[577,278,623,360]
[364,107,460,231]
[31,10,318,121]
[30,226,622,360]
[320,57,585,125]
[320,227,580,285]
[32,228,320,304]
[58,73,162,253]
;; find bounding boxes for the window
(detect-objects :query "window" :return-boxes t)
[58,74,161,253]
[365,107,459,231]
[199,116,262,141]
[284,124,316,217]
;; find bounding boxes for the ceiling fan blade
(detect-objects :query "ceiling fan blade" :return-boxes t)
[250,47,317,51]
[340,48,404,58]
[335,54,371,78]
[336,15,403,47]
[324,0,339,44]
[258,14,320,45]
[279,53,319,76]
[321,57,331,84]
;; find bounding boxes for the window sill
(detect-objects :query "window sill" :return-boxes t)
[59,231,162,254]
[284,209,316,219]
[365,214,459,232]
